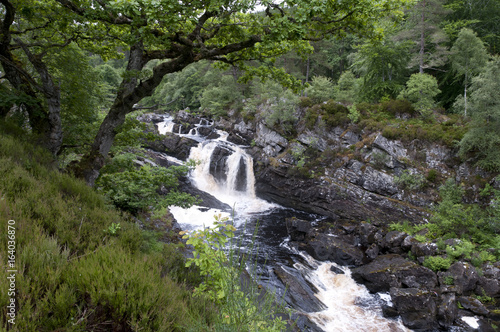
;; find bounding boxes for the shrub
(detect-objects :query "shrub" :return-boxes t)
[182,216,288,331]
[398,73,441,120]
[305,76,336,103]
[426,169,439,182]
[423,256,453,272]
[321,100,348,115]
[380,99,416,117]
[394,170,425,191]
[96,154,197,214]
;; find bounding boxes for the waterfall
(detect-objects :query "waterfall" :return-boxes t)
[188,140,272,215]
[155,114,413,332]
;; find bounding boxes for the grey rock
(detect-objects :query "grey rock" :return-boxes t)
[437,293,458,328]
[390,287,438,331]
[373,134,408,159]
[458,296,489,316]
[351,254,437,293]
[411,242,438,257]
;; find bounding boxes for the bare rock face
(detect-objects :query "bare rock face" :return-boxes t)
[254,122,288,157]
[437,293,458,328]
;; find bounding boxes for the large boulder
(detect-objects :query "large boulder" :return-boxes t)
[438,262,479,295]
[351,254,437,293]
[437,293,458,328]
[145,133,198,161]
[304,233,364,266]
[285,218,312,242]
[273,265,326,313]
[390,287,438,331]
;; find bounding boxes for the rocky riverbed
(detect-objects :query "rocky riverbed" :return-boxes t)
[138,109,500,331]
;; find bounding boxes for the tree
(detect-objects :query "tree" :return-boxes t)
[399,0,451,73]
[2,0,410,185]
[444,0,500,54]
[305,76,336,103]
[398,72,441,119]
[350,36,412,102]
[459,56,500,171]
[449,28,489,116]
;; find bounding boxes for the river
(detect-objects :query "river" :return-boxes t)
[156,114,411,332]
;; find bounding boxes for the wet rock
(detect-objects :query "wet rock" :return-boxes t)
[458,296,489,316]
[274,265,326,313]
[209,145,233,183]
[381,303,400,319]
[329,265,345,274]
[390,287,438,331]
[437,293,458,328]
[227,132,250,145]
[177,179,231,211]
[197,126,214,137]
[304,233,364,266]
[286,218,312,242]
[145,133,198,161]
[290,313,324,332]
[351,254,437,293]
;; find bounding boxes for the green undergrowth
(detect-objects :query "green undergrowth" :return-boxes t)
[302,98,467,148]
[0,132,224,331]
[389,179,500,271]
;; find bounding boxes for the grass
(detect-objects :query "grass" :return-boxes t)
[0,132,217,331]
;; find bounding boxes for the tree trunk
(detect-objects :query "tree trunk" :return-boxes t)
[18,42,62,156]
[419,0,426,74]
[74,44,195,185]
[464,83,468,117]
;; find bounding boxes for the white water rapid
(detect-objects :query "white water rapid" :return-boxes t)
[156,114,412,331]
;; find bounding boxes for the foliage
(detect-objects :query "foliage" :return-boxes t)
[0,133,212,330]
[96,155,197,214]
[305,75,336,103]
[423,256,453,271]
[334,70,360,104]
[347,104,360,123]
[398,73,441,119]
[182,216,287,331]
[199,74,244,117]
[459,56,500,172]
[245,79,299,134]
[399,0,451,73]
[394,169,425,191]
[350,35,412,102]
[450,28,489,116]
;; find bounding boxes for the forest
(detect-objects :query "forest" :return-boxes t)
[1,0,500,331]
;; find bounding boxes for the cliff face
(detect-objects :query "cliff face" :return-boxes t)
[217,112,486,225]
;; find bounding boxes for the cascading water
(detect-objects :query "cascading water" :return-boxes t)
[156,114,411,331]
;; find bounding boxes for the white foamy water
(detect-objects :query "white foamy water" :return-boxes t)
[188,140,276,217]
[288,250,410,332]
[155,113,413,332]
[169,205,231,231]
